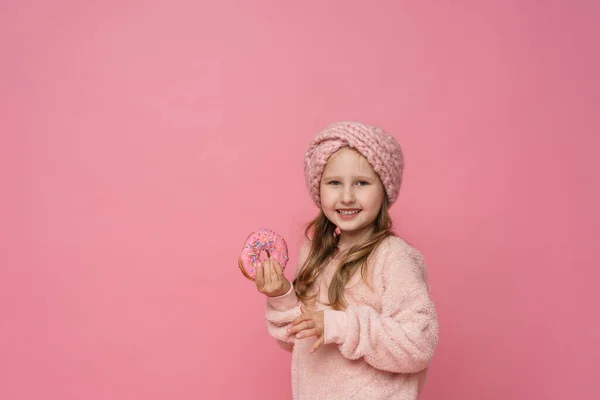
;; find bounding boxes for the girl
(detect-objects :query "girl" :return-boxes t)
[255,121,439,399]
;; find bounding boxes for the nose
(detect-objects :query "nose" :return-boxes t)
[341,185,355,204]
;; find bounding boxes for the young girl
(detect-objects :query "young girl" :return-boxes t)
[254,121,439,399]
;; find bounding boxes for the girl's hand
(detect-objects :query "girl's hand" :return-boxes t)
[288,306,325,353]
[255,258,292,297]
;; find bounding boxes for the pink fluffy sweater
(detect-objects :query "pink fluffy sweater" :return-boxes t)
[265,236,439,399]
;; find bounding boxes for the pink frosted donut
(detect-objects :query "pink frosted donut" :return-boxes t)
[238,228,289,281]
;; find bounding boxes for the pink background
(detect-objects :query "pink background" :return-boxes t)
[2,0,599,399]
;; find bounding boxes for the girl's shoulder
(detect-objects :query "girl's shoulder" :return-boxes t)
[299,238,314,257]
[296,238,312,263]
[373,235,426,266]
[370,236,430,287]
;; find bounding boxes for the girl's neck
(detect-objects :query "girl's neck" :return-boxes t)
[337,227,373,251]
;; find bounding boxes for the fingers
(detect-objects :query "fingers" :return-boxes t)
[256,258,288,296]
[263,259,272,287]
[266,258,286,285]
[271,259,281,285]
[292,308,319,326]
[310,337,324,353]
[288,320,315,335]
[295,328,319,339]
[289,312,321,335]
[289,308,325,353]
[256,259,276,290]
[273,260,284,278]
[291,312,312,328]
[255,262,264,289]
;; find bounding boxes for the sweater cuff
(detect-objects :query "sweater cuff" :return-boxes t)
[324,309,348,345]
[266,285,298,311]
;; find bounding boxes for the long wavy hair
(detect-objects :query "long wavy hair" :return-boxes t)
[293,195,393,310]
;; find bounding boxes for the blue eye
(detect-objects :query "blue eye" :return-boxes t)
[357,181,369,186]
[329,181,341,186]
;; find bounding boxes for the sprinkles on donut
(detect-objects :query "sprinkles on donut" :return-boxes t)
[238,228,289,281]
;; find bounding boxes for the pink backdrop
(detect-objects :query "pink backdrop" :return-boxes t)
[2,1,599,399]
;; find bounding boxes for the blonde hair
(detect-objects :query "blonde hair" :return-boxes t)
[293,195,393,310]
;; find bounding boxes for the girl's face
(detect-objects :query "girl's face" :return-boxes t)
[320,147,385,245]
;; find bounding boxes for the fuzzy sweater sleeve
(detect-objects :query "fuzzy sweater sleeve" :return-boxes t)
[264,240,311,347]
[323,241,439,374]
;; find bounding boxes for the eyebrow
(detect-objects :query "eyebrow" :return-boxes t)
[322,175,376,181]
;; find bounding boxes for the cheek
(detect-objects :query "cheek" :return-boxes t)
[319,186,333,203]
[321,196,339,214]
[364,189,384,210]
[321,196,335,210]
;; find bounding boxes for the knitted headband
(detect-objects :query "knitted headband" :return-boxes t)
[304,121,404,207]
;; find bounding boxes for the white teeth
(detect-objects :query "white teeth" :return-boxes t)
[339,210,360,215]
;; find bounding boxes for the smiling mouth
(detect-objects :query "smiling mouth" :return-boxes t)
[337,209,361,215]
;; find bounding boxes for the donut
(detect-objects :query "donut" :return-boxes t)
[238,228,289,281]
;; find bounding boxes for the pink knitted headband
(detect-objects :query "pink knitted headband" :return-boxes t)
[304,121,404,207]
